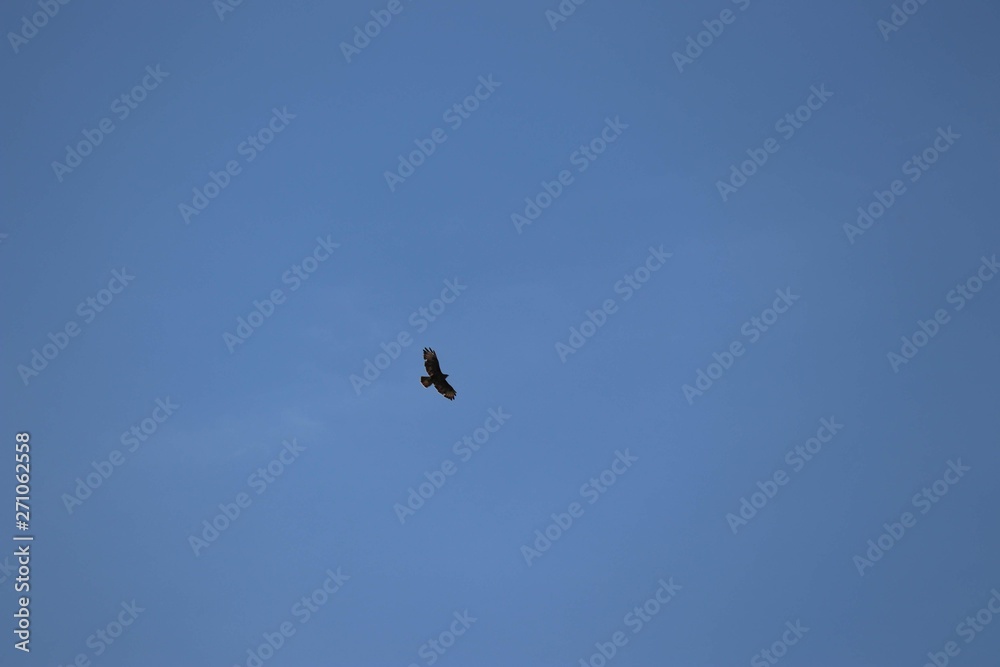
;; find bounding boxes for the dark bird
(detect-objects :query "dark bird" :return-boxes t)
[420,348,456,400]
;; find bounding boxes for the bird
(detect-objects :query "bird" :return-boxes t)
[420,348,456,400]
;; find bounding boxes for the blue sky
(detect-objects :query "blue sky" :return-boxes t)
[3,0,1000,665]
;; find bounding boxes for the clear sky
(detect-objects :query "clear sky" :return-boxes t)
[3,0,1000,665]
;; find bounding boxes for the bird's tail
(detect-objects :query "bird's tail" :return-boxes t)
[420,376,432,387]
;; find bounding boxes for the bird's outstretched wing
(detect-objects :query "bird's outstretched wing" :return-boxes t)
[423,347,443,377]
[434,378,457,400]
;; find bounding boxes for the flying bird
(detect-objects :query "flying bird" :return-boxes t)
[421,348,456,400]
